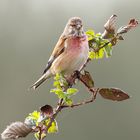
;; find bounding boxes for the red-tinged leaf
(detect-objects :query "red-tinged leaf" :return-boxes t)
[79,71,94,88]
[117,19,138,34]
[129,19,138,27]
[99,88,130,101]
[102,15,117,39]
[40,105,53,117]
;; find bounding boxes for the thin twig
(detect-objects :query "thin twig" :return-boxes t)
[38,127,42,140]
[61,88,99,108]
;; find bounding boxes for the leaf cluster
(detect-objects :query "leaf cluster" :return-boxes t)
[24,108,58,140]
[86,30,113,59]
[24,110,58,140]
[50,73,78,106]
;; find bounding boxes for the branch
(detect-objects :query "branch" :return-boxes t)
[61,88,99,108]
[45,99,62,135]
[29,15,138,138]
[1,15,137,140]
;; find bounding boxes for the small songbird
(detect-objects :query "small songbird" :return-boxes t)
[31,17,89,89]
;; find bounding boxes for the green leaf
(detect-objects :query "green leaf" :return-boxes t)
[65,98,73,106]
[51,88,66,99]
[89,51,96,59]
[54,73,60,81]
[95,48,104,59]
[44,119,58,133]
[100,38,109,45]
[86,30,95,41]
[28,111,40,120]
[95,33,102,37]
[24,111,40,127]
[95,37,101,46]
[86,30,95,36]
[50,88,62,94]
[67,88,78,96]
[34,132,46,140]
[53,80,61,89]
[48,121,58,133]
[89,49,104,60]
[104,44,112,57]
[53,81,60,87]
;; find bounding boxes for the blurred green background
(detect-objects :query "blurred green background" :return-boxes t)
[0,0,140,140]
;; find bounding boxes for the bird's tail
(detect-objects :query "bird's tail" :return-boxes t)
[30,70,52,90]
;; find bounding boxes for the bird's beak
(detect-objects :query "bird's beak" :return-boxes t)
[77,24,82,30]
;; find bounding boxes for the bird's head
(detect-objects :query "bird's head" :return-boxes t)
[63,17,84,37]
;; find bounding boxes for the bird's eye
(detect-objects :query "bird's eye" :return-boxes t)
[70,24,76,27]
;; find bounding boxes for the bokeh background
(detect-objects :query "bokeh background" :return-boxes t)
[0,0,140,140]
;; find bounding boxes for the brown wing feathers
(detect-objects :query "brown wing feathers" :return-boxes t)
[43,36,66,74]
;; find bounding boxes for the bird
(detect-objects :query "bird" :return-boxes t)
[31,17,89,89]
